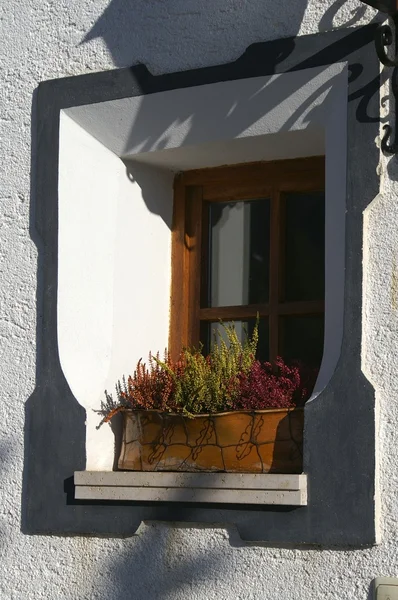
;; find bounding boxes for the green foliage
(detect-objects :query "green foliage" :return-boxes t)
[150,321,258,415]
[100,320,259,423]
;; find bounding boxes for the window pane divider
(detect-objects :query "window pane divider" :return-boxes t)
[198,300,324,322]
[199,304,270,321]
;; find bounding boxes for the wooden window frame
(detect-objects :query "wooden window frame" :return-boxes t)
[170,156,325,361]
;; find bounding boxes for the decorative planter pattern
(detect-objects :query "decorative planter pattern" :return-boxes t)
[118,408,304,473]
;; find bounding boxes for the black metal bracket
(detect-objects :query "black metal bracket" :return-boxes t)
[376,15,398,152]
[381,67,398,153]
[375,17,398,65]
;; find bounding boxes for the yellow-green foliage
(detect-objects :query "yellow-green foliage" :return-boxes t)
[166,321,259,414]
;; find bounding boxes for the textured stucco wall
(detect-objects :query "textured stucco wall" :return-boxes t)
[3,1,398,599]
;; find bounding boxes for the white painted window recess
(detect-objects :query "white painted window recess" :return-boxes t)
[59,65,346,501]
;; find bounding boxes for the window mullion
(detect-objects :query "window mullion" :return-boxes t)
[186,185,203,348]
[170,176,189,360]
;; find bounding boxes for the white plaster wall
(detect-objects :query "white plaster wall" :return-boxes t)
[58,113,172,469]
[5,1,398,599]
[58,115,118,406]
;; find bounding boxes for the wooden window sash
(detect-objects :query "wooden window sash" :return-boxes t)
[170,157,325,361]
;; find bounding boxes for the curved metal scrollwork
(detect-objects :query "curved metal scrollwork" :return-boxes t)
[375,17,398,154]
[381,122,398,153]
[375,23,398,67]
[381,67,398,153]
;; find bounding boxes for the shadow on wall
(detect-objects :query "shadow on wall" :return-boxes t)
[81,0,373,71]
[110,20,381,221]
[89,522,377,600]
[90,523,244,600]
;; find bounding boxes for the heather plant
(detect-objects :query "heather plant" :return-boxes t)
[177,321,258,414]
[99,320,317,426]
[233,357,309,410]
[159,348,210,415]
[205,321,259,409]
[98,351,183,426]
[143,321,258,415]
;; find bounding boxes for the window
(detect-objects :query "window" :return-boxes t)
[29,27,378,544]
[170,157,325,372]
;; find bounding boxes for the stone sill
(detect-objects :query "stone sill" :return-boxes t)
[74,471,307,505]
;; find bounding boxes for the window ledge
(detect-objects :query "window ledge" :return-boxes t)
[74,472,307,505]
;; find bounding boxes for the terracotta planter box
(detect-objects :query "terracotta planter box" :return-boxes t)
[118,408,304,473]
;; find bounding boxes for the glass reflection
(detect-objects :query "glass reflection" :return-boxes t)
[206,199,270,308]
[200,318,269,361]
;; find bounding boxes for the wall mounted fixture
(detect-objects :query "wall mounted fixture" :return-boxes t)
[361,0,398,152]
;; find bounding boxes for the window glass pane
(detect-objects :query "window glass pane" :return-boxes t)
[200,318,269,361]
[280,315,324,367]
[205,199,270,307]
[284,192,325,302]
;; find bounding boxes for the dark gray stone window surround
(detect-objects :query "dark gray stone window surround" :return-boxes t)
[25,25,379,545]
